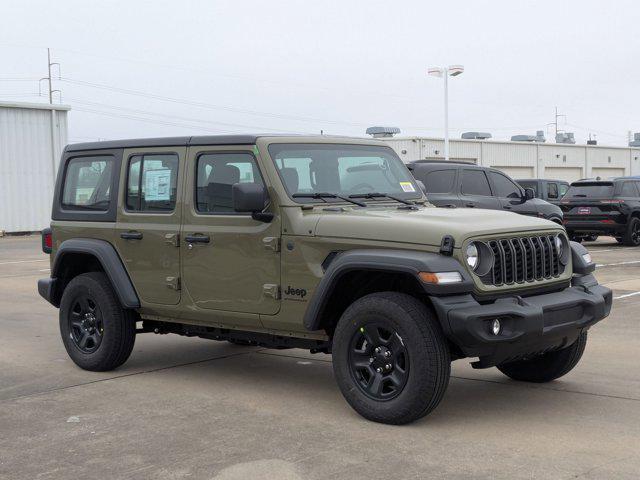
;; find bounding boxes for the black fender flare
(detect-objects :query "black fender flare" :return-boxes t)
[303,249,473,331]
[51,238,140,309]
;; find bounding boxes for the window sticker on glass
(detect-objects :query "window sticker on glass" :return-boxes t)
[145,169,171,201]
[399,181,416,193]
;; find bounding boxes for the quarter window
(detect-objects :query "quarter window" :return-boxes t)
[620,182,638,197]
[461,169,492,196]
[62,156,114,210]
[125,154,179,212]
[424,169,456,193]
[196,152,266,213]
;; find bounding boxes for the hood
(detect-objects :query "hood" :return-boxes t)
[313,205,560,247]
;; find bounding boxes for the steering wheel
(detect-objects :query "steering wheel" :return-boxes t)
[350,183,376,192]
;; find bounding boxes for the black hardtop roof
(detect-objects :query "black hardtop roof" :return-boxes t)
[65,135,263,152]
[516,178,570,184]
[409,159,477,167]
[64,134,376,152]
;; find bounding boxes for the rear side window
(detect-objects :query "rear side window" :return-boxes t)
[196,152,265,213]
[547,182,559,199]
[62,156,114,210]
[559,183,569,197]
[620,182,638,197]
[125,154,179,212]
[461,169,492,196]
[424,169,456,193]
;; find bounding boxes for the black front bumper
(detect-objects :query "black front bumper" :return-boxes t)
[430,274,612,368]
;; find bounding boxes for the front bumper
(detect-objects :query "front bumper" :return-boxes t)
[430,274,612,368]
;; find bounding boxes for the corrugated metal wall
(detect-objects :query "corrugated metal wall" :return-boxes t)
[386,137,640,183]
[0,103,69,233]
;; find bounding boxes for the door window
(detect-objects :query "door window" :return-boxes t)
[461,169,492,196]
[125,154,179,212]
[559,183,569,197]
[424,169,456,193]
[488,171,521,198]
[62,156,114,210]
[547,182,559,199]
[196,152,266,213]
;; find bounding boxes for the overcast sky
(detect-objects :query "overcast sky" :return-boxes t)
[1,0,638,145]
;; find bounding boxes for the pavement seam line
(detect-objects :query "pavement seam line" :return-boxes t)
[0,350,255,403]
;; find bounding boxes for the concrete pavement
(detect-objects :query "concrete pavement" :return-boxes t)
[1,235,639,479]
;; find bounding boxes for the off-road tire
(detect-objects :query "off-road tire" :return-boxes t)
[622,217,640,246]
[497,332,587,383]
[332,292,450,425]
[59,272,136,371]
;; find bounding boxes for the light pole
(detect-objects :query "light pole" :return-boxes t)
[428,65,464,161]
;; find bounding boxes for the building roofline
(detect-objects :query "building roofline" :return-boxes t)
[386,136,640,151]
[0,101,71,112]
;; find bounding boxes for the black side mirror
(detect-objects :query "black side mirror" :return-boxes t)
[232,183,273,222]
[523,188,535,201]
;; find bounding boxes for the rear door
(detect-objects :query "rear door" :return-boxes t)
[114,147,185,305]
[459,168,501,210]
[419,167,459,207]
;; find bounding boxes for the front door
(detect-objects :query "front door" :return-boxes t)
[114,147,185,305]
[459,168,501,210]
[181,147,281,316]
[487,170,537,217]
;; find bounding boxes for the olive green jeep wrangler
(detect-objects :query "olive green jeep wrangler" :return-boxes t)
[39,135,612,424]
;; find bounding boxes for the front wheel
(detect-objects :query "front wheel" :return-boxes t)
[497,332,587,383]
[332,292,450,425]
[59,272,136,371]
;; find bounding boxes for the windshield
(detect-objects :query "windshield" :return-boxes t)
[268,143,421,203]
[565,183,614,198]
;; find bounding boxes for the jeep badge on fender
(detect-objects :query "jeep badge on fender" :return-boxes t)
[38,135,612,425]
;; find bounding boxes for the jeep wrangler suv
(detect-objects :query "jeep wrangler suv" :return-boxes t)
[39,135,612,424]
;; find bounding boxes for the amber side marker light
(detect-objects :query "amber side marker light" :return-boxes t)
[418,271,463,284]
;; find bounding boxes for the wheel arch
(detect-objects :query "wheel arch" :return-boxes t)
[50,238,140,309]
[303,249,473,333]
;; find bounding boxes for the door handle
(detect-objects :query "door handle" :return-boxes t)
[465,203,476,208]
[120,231,143,240]
[185,234,210,244]
[503,205,512,210]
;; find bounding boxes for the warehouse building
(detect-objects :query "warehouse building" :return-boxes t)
[382,135,640,182]
[0,102,69,234]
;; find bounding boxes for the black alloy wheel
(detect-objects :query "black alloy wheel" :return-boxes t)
[68,294,104,353]
[348,323,409,401]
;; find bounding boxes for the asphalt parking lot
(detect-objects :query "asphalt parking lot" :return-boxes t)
[1,235,639,480]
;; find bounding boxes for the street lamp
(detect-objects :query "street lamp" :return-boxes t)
[428,65,464,161]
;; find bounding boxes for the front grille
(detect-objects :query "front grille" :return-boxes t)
[480,235,564,286]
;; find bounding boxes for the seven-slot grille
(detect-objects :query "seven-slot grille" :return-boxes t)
[479,235,564,286]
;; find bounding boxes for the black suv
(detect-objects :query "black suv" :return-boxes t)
[408,161,563,224]
[516,178,570,206]
[561,178,640,245]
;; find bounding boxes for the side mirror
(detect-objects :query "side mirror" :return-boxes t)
[232,183,273,222]
[524,188,535,201]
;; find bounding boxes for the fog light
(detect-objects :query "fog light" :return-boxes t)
[491,319,501,336]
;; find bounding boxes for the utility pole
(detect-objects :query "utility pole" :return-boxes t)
[547,106,566,141]
[40,48,61,103]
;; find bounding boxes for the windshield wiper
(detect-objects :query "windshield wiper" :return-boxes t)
[293,193,367,207]
[349,192,414,206]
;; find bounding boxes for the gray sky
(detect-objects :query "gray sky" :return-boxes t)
[1,0,638,145]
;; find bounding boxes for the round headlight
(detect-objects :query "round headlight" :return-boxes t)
[554,235,563,257]
[466,243,479,270]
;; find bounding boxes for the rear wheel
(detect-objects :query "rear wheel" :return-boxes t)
[622,217,640,246]
[332,292,450,425]
[59,272,136,371]
[497,332,587,383]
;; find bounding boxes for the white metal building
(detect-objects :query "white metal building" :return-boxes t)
[383,136,640,182]
[0,102,69,233]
